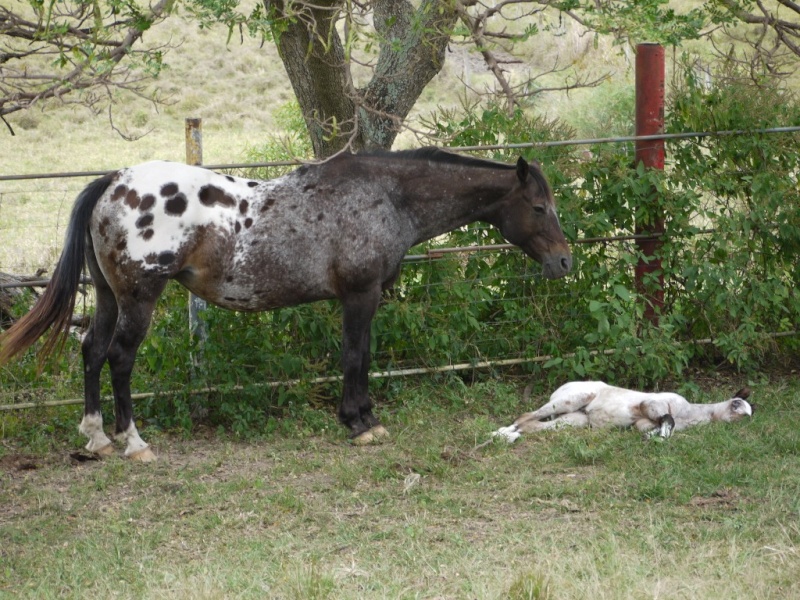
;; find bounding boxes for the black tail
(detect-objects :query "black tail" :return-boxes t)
[0,173,115,365]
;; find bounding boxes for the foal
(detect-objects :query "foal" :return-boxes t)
[495,381,753,442]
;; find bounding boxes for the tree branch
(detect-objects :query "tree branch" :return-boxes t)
[1,0,175,122]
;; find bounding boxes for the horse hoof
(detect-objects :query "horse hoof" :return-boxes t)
[369,425,390,439]
[92,443,115,458]
[128,447,157,462]
[350,430,375,446]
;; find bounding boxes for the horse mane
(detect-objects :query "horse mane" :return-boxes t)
[358,147,552,195]
[386,147,516,170]
[357,146,513,169]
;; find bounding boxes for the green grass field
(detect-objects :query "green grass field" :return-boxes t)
[2,376,799,599]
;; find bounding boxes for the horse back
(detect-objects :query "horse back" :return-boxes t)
[89,161,413,310]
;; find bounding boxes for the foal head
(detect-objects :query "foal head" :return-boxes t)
[491,158,572,279]
[721,387,754,422]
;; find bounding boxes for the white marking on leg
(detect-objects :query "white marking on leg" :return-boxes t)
[79,413,114,454]
[645,427,661,439]
[493,425,521,443]
[116,421,150,458]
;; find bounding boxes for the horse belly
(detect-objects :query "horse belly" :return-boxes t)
[177,265,336,312]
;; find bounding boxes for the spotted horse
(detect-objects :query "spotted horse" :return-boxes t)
[0,148,572,460]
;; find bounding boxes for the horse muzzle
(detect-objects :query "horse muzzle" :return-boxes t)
[541,252,573,280]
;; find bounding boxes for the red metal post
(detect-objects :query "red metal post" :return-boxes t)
[634,43,665,325]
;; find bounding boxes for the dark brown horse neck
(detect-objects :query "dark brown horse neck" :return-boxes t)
[323,149,542,244]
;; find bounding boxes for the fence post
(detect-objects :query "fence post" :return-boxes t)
[185,118,208,344]
[634,43,666,326]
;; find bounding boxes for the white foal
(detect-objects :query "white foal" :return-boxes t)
[495,381,753,442]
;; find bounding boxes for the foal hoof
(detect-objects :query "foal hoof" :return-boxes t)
[127,447,157,462]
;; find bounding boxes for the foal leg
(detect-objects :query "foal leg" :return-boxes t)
[495,411,590,442]
[512,387,598,431]
[340,286,385,444]
[637,400,676,439]
[78,256,118,456]
[108,289,165,461]
[637,415,675,439]
[522,411,590,433]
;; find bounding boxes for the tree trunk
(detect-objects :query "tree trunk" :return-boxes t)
[267,0,457,157]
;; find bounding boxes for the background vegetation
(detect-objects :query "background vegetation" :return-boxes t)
[2,55,799,432]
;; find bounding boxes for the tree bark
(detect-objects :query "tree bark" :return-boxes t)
[267,0,457,157]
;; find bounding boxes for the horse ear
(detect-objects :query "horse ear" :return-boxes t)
[516,157,529,183]
[733,387,751,400]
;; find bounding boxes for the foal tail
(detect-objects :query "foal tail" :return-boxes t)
[0,173,115,366]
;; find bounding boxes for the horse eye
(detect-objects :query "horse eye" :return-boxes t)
[532,205,546,215]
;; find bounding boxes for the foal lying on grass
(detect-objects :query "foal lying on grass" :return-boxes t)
[494,381,753,442]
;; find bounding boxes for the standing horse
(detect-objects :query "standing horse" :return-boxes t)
[0,148,572,459]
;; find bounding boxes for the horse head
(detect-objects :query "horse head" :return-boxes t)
[491,157,572,280]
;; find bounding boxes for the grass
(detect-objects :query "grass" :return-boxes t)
[2,376,799,598]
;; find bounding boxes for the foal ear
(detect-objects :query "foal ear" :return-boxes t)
[516,157,529,183]
[733,387,751,400]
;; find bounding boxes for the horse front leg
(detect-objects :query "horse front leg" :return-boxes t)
[340,287,387,445]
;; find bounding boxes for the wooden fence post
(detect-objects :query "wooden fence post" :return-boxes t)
[185,118,208,344]
[634,43,666,326]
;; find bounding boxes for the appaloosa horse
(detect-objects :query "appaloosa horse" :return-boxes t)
[0,148,572,459]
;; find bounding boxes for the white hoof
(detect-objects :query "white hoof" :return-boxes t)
[369,425,390,439]
[351,430,375,446]
[93,443,115,458]
[127,447,157,462]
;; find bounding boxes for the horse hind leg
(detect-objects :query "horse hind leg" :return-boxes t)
[107,284,167,462]
[527,411,590,432]
[78,254,118,456]
[512,391,597,433]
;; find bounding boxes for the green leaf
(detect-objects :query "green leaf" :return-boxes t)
[613,285,631,301]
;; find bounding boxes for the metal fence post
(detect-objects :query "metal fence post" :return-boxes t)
[634,43,666,326]
[185,118,208,345]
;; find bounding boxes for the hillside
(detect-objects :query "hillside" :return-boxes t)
[0,8,633,272]
[0,10,630,176]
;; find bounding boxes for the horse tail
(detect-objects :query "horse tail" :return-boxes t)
[0,172,115,366]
